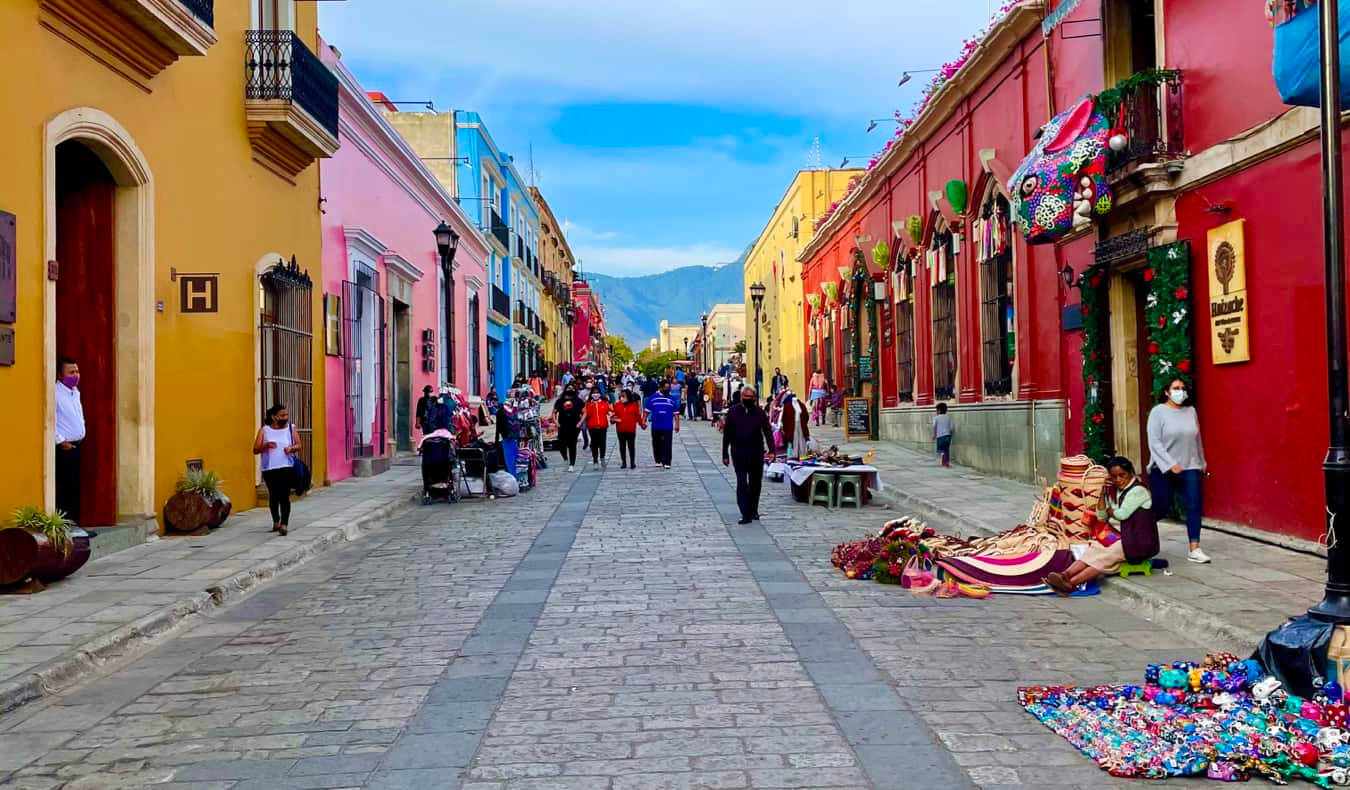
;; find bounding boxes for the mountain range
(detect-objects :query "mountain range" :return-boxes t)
[584,245,750,346]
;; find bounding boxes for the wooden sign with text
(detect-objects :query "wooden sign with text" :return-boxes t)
[1207,220,1250,365]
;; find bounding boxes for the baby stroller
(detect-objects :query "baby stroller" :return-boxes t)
[421,436,461,504]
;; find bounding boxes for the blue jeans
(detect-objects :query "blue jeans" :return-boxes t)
[935,435,952,464]
[501,439,519,476]
[1149,468,1204,543]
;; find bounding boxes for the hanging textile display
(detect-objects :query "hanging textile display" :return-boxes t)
[974,204,1010,263]
[1270,0,1350,108]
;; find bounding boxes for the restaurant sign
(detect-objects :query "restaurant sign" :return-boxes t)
[1207,220,1250,365]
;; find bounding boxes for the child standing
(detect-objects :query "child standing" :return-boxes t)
[933,402,953,467]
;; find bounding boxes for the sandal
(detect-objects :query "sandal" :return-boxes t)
[1043,572,1072,596]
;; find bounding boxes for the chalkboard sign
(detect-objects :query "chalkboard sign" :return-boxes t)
[858,355,873,381]
[844,397,871,439]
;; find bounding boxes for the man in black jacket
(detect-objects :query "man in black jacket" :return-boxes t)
[722,386,775,525]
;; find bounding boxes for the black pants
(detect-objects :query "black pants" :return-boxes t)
[262,467,294,525]
[582,426,589,449]
[55,443,81,525]
[589,427,608,462]
[732,455,764,521]
[616,431,636,466]
[651,429,673,466]
[558,430,578,465]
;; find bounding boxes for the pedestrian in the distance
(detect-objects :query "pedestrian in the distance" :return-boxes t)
[553,384,585,472]
[585,389,611,468]
[1148,377,1210,564]
[771,367,788,397]
[723,386,774,525]
[809,369,827,424]
[54,357,86,527]
[415,384,437,436]
[612,389,645,469]
[933,402,953,467]
[644,382,680,469]
[253,403,301,536]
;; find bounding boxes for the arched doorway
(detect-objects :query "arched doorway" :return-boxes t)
[44,108,155,526]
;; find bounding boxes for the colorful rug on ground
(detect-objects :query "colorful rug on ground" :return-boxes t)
[1021,653,1350,785]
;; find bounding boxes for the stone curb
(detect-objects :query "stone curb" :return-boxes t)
[0,494,413,717]
[867,485,1267,650]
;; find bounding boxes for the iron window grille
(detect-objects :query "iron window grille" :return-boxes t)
[931,229,958,401]
[342,265,386,460]
[978,194,1015,397]
[895,301,915,402]
[259,257,314,469]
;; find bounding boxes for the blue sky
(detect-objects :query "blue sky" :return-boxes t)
[319,1,999,276]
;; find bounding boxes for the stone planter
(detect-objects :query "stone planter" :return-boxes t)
[0,528,91,586]
[164,491,231,535]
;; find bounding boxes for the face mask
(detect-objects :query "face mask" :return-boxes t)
[60,376,79,388]
[275,419,288,427]
[1169,389,1187,405]
[742,398,756,408]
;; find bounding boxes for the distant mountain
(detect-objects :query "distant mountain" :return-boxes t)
[585,246,750,346]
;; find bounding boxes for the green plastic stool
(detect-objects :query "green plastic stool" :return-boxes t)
[1119,559,1152,578]
[809,475,836,508]
[835,475,864,509]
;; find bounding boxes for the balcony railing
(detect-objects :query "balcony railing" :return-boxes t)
[491,285,510,318]
[245,30,339,140]
[515,237,525,261]
[490,212,510,250]
[1108,70,1184,172]
[181,0,214,26]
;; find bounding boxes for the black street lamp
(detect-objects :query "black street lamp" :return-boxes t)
[434,221,460,385]
[1308,0,1350,624]
[701,312,709,371]
[749,282,766,391]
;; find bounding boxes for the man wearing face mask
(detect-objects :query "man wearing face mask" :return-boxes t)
[722,386,774,525]
[54,357,86,526]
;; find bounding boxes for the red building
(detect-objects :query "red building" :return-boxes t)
[800,0,1334,541]
[571,279,608,371]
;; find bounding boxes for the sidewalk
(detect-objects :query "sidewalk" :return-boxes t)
[807,422,1326,651]
[0,468,420,715]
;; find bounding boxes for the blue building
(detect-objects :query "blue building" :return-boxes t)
[454,113,542,399]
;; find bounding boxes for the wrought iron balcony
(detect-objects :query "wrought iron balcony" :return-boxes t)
[244,30,339,178]
[180,0,212,26]
[515,236,524,261]
[491,285,510,318]
[489,212,510,250]
[1108,70,1184,172]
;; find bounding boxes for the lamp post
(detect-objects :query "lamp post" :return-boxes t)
[434,222,460,385]
[683,336,689,359]
[749,282,766,391]
[701,312,709,372]
[1310,0,1350,623]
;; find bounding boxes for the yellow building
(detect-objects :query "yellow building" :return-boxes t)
[743,169,861,393]
[657,320,700,356]
[0,0,335,536]
[530,186,576,386]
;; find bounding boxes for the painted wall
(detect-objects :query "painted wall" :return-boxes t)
[0,1,328,522]
[319,50,488,480]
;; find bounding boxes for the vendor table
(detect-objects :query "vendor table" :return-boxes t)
[767,462,883,504]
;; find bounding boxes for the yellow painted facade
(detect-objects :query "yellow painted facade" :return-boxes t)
[0,0,331,530]
[530,186,576,383]
[743,170,861,393]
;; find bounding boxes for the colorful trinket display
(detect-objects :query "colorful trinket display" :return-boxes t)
[1021,653,1350,786]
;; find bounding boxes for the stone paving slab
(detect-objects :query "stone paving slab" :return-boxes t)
[803,422,1326,651]
[0,468,422,715]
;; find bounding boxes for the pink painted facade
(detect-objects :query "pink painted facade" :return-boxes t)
[319,45,488,480]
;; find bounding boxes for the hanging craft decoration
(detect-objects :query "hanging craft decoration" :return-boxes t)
[871,241,891,271]
[1008,95,1113,244]
[837,265,853,282]
[806,293,822,311]
[906,215,924,246]
[945,179,968,215]
[821,281,839,303]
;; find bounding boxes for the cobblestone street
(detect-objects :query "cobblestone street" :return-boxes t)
[0,422,1230,789]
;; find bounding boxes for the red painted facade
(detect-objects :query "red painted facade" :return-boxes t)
[800,0,1343,541]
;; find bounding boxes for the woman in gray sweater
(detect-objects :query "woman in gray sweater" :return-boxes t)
[1147,377,1209,564]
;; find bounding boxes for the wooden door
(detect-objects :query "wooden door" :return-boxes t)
[55,141,118,527]
[393,303,411,452]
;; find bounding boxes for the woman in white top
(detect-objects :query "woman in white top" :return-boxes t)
[253,403,301,536]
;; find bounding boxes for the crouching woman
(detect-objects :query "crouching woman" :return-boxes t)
[1045,456,1153,595]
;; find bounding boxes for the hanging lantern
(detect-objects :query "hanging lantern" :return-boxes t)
[945,179,968,215]
[906,215,924,245]
[871,241,891,270]
[837,265,852,281]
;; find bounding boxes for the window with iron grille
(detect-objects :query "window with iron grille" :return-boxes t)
[895,300,915,402]
[822,326,834,385]
[343,262,386,459]
[930,228,957,401]
[467,290,481,396]
[259,259,313,469]
[977,193,1015,397]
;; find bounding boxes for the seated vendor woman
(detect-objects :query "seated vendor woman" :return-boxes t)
[1045,456,1152,596]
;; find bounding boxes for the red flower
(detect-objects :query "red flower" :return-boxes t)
[1144,268,1155,282]
[1086,375,1095,385]
[1175,286,1188,300]
[1158,315,1167,328]
[1148,341,1159,354]
[1089,275,1102,288]
[1178,359,1192,373]
[1090,351,1099,360]
[1081,305,1090,317]
[1091,413,1105,424]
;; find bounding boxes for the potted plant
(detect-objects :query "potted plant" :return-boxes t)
[0,506,91,587]
[163,469,231,535]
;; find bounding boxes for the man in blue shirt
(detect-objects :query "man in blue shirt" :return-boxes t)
[643,382,680,468]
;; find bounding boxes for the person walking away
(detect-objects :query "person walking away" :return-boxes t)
[932,403,954,467]
[585,390,612,468]
[553,385,585,472]
[54,357,86,527]
[578,378,592,449]
[702,373,716,420]
[640,374,659,401]
[496,394,522,477]
[415,385,438,437]
[612,390,645,469]
[644,382,680,468]
[723,386,774,525]
[771,368,788,397]
[1148,377,1210,564]
[254,403,301,536]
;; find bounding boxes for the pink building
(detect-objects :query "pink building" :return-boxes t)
[319,44,488,479]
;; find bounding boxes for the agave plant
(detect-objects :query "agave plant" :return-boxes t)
[7,506,74,558]
[175,469,224,498]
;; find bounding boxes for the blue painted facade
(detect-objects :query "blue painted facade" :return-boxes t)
[454,112,542,400]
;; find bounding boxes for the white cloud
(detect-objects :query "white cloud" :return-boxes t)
[573,242,743,277]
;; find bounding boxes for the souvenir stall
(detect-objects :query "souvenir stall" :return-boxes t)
[830,456,1112,596]
[769,446,883,504]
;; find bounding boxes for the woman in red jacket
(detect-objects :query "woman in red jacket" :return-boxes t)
[611,389,646,470]
[584,390,612,468]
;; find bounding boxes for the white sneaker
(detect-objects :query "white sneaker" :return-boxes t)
[568,466,575,472]
[1187,548,1212,564]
